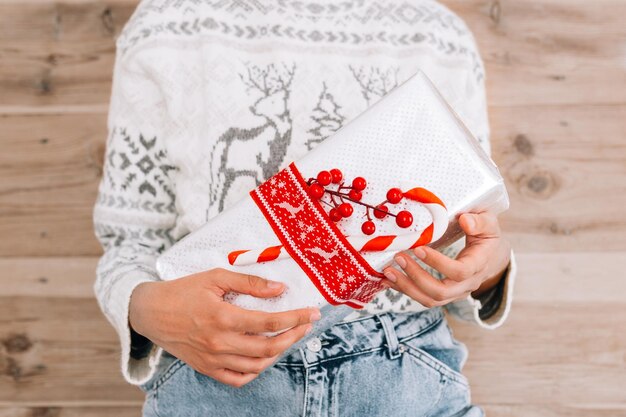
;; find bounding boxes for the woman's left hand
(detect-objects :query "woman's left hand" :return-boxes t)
[382,211,511,308]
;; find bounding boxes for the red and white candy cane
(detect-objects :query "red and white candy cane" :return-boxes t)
[228,187,448,266]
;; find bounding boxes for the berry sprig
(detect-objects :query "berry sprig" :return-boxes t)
[306,168,414,236]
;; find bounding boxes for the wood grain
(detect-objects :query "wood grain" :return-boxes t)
[446,0,626,107]
[3,252,625,302]
[0,1,624,255]
[493,104,626,252]
[1,254,625,409]
[482,405,626,417]
[1,0,625,110]
[0,1,134,110]
[0,113,105,257]
[0,407,141,417]
[0,257,98,298]
[1,104,624,256]
[1,0,624,415]
[0,295,143,403]
[452,303,626,408]
[2,300,624,406]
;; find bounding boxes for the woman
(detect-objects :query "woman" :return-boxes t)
[94,0,515,415]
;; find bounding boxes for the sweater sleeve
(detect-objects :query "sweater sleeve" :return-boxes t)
[437,240,517,329]
[93,51,177,385]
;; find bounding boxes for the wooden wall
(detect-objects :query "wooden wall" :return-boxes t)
[1,0,625,415]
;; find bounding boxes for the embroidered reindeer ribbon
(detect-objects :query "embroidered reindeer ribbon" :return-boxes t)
[248,163,385,309]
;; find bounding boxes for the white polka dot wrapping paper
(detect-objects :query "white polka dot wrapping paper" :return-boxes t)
[156,71,509,352]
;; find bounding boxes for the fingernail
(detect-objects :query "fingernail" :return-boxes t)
[384,270,397,283]
[395,255,407,269]
[414,247,426,260]
[305,325,313,335]
[310,310,321,322]
[465,214,476,231]
[267,280,283,289]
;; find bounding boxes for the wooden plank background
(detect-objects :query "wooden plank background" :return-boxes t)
[1,0,625,415]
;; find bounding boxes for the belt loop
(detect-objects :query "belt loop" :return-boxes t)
[298,347,311,368]
[377,313,401,359]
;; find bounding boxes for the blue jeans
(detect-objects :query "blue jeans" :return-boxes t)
[140,308,483,416]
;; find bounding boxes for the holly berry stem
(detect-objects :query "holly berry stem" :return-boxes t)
[329,192,339,207]
[324,189,397,218]
[307,169,413,230]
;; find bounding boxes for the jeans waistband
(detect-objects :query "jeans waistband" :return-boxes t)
[277,307,444,368]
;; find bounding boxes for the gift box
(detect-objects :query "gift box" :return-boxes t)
[156,71,509,350]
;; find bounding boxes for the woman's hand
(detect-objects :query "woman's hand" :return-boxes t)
[129,268,321,388]
[382,212,511,308]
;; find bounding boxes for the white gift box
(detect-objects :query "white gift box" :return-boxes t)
[156,71,509,348]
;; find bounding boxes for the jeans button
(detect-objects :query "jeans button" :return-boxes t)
[306,337,322,352]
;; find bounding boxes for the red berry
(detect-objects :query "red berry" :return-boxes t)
[386,188,404,204]
[348,189,362,201]
[361,221,376,235]
[338,203,353,218]
[317,170,332,186]
[330,168,343,184]
[329,208,342,222]
[373,204,388,219]
[351,177,367,191]
[309,184,325,199]
[396,210,413,228]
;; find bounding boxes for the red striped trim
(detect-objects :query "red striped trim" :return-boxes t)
[228,250,249,266]
[409,223,434,249]
[404,187,446,208]
[257,245,283,263]
[360,235,396,252]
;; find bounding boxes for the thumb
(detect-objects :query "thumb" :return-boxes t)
[213,268,286,299]
[459,212,500,239]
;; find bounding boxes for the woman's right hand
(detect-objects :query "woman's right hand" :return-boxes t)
[129,268,321,387]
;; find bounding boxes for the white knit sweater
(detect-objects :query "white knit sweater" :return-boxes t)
[94,0,516,385]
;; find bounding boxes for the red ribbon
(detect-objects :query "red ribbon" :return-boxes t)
[250,163,385,308]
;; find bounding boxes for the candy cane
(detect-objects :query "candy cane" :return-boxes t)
[228,187,448,266]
